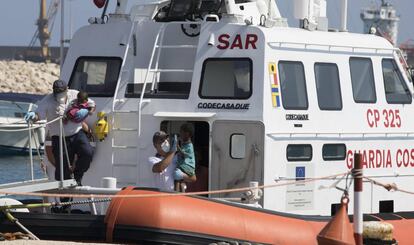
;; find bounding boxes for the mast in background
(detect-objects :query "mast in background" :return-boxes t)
[38,0,51,61]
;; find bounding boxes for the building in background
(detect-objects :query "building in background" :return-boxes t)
[360,0,399,46]
[361,0,413,69]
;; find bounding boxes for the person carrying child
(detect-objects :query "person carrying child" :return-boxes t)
[65,91,95,123]
[174,123,197,192]
[65,91,95,141]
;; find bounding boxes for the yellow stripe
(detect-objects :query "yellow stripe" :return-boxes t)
[272,95,277,107]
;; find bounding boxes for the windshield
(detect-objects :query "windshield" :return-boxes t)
[0,100,36,118]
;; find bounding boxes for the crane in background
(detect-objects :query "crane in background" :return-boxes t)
[24,0,60,62]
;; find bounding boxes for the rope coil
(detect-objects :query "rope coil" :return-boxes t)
[351,168,363,178]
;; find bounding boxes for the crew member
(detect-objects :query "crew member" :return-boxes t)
[25,80,94,186]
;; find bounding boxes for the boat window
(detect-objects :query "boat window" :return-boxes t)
[322,144,346,161]
[349,57,376,103]
[199,58,252,99]
[0,101,34,118]
[331,203,341,216]
[287,144,312,162]
[314,63,342,110]
[68,57,122,97]
[379,200,394,213]
[230,134,246,159]
[382,59,412,104]
[278,61,308,110]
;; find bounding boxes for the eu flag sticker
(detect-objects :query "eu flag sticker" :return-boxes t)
[296,167,305,181]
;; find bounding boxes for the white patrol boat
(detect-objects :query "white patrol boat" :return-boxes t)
[67,0,414,214]
[1,0,414,244]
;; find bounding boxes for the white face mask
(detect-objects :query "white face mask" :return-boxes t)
[55,92,67,104]
[161,140,170,153]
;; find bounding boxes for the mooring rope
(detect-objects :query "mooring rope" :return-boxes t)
[363,176,414,195]
[2,171,414,212]
[0,171,351,199]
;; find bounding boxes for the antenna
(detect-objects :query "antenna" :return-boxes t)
[293,0,328,31]
[340,0,348,32]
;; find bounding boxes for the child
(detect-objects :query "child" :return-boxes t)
[65,91,95,123]
[174,123,196,192]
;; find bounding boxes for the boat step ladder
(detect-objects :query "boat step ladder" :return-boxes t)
[137,22,198,135]
[110,22,199,187]
[110,112,140,186]
[109,21,141,186]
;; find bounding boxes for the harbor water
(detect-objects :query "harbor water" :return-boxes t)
[0,155,45,185]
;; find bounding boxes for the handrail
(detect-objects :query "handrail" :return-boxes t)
[268,41,398,54]
[276,173,414,182]
[0,116,66,188]
[138,21,200,136]
[111,21,137,112]
[267,131,414,140]
[28,122,34,181]
[138,23,165,136]
[0,117,59,132]
[150,24,166,92]
[59,118,64,186]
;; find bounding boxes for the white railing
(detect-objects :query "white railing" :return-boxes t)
[138,21,199,136]
[0,116,66,187]
[268,41,398,54]
[267,132,414,140]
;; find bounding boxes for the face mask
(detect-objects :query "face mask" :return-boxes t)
[55,92,67,104]
[161,140,170,153]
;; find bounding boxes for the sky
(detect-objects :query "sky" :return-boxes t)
[0,0,413,47]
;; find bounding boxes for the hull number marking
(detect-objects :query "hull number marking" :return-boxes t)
[366,109,401,128]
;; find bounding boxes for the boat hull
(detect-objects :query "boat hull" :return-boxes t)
[1,188,414,244]
[0,125,44,156]
[105,188,414,244]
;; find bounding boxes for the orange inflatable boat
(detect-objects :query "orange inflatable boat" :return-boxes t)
[105,187,414,244]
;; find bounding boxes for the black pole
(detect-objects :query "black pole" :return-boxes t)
[101,0,110,21]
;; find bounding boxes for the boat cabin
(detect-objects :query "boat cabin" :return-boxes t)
[58,0,414,215]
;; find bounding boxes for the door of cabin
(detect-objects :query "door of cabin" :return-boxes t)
[211,120,264,199]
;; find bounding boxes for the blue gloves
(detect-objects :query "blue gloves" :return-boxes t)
[170,134,178,152]
[24,111,36,122]
[74,109,89,122]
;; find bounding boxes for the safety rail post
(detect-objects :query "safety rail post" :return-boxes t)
[138,23,165,136]
[111,21,136,112]
[353,153,363,245]
[60,0,65,70]
[28,122,34,181]
[59,118,64,187]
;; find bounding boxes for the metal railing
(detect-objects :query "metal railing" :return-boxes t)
[267,41,398,54]
[0,116,66,188]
